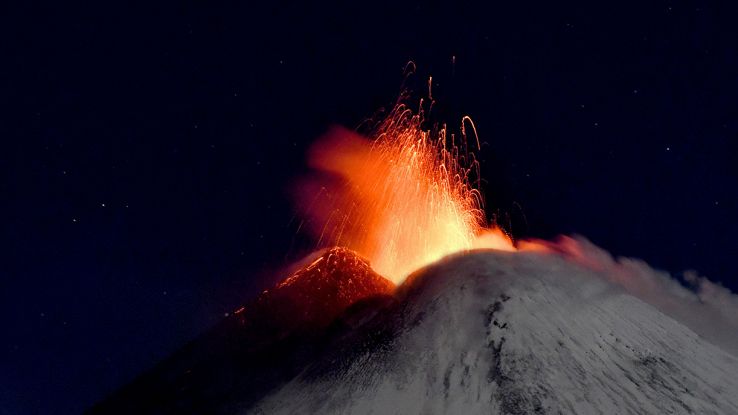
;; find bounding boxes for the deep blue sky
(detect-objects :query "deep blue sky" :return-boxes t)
[3,1,738,413]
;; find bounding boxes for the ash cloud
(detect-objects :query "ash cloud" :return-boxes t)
[530,235,738,357]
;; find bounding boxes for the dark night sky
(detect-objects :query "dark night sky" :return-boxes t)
[3,1,738,413]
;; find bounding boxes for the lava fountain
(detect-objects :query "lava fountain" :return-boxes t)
[294,98,514,284]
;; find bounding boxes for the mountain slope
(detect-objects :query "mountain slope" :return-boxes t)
[88,247,395,414]
[253,251,738,415]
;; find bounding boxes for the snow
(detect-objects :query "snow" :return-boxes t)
[251,250,738,415]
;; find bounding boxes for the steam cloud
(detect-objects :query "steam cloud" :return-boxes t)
[532,235,738,357]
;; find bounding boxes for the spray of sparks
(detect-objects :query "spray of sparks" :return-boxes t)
[296,95,514,285]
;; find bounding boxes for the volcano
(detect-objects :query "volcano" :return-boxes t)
[90,248,738,414]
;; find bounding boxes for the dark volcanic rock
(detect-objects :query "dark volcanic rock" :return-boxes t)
[88,247,395,415]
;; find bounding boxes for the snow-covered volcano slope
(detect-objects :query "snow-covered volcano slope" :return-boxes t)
[252,250,738,415]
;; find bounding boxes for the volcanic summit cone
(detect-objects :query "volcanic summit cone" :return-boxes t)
[255,251,738,414]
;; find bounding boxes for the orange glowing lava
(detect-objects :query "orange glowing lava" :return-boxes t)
[295,98,515,284]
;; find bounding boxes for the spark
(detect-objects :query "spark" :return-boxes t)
[295,98,514,284]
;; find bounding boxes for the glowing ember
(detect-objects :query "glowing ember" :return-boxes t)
[295,98,515,284]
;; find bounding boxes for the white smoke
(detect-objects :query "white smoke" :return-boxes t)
[530,235,738,357]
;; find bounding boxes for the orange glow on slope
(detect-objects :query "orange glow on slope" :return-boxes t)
[295,101,514,284]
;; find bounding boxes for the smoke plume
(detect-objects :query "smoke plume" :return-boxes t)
[527,235,738,357]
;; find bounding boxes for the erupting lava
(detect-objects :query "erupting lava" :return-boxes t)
[295,98,514,284]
